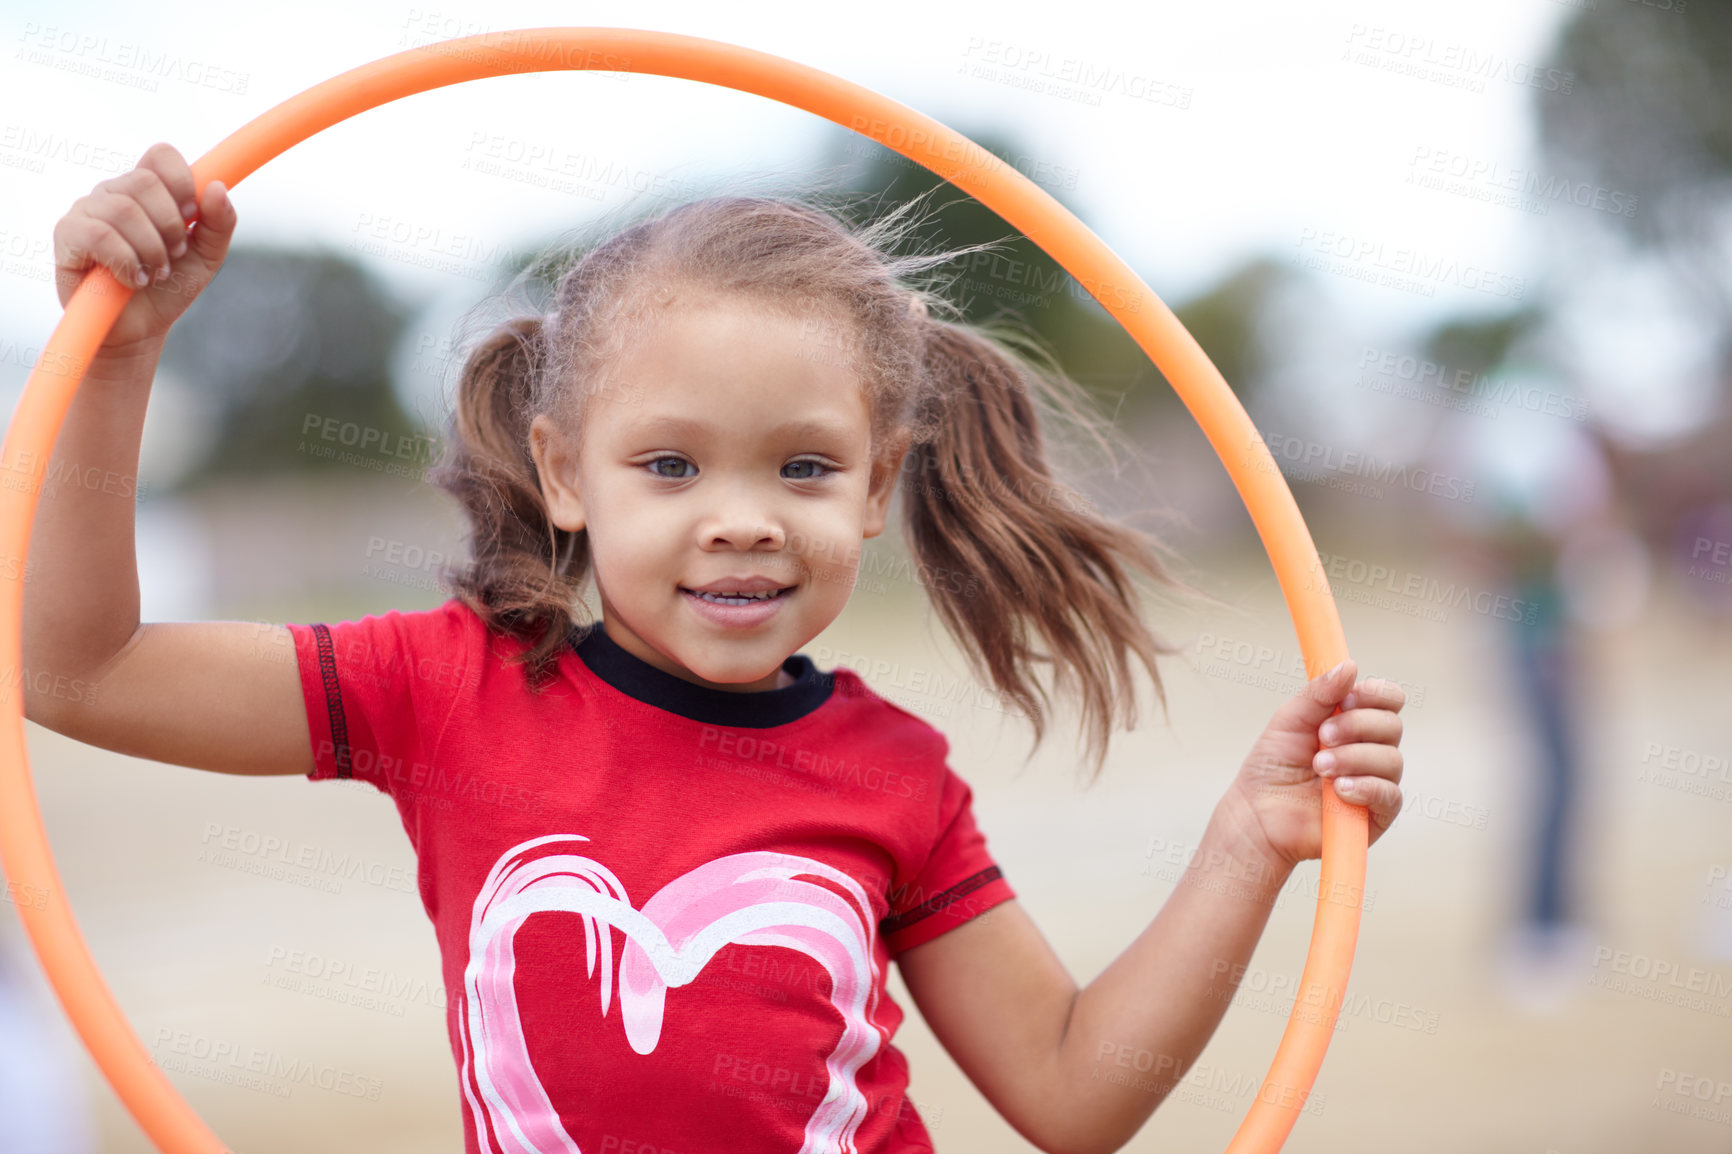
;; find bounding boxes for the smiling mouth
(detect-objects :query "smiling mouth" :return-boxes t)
[680,587,794,606]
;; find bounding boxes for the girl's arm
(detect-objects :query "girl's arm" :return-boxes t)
[898,661,1405,1154]
[897,792,1288,1154]
[23,145,317,777]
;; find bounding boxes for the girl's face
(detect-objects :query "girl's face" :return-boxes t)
[531,294,907,693]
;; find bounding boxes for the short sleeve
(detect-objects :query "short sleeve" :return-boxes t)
[880,766,1016,957]
[284,599,474,794]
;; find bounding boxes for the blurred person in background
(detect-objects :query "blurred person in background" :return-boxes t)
[1427,360,1646,1013]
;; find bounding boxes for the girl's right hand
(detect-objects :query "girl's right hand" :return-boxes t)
[52,141,237,356]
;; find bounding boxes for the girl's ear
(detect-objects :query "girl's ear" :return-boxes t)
[530,413,587,533]
[862,429,912,540]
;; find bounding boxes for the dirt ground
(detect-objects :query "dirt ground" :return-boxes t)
[6,534,1730,1153]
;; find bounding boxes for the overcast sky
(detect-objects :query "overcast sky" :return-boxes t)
[9,0,1667,440]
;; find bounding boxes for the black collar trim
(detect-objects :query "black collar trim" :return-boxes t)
[568,621,834,728]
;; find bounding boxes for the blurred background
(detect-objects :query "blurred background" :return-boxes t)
[2,0,1730,1150]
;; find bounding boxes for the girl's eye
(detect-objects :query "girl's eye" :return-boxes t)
[643,456,833,481]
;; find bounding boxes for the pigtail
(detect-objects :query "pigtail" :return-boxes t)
[902,316,1193,783]
[428,314,590,689]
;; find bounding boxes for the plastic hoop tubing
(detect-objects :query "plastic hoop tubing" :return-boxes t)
[0,27,1365,1154]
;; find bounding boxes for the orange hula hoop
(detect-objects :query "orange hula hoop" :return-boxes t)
[0,27,1364,1154]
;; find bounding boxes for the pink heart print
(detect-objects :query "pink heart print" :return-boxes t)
[458,834,888,1153]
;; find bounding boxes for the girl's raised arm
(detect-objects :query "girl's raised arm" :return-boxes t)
[896,798,1289,1154]
[898,661,1405,1154]
[22,144,316,777]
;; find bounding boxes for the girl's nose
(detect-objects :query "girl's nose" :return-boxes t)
[704,517,785,551]
[697,476,790,550]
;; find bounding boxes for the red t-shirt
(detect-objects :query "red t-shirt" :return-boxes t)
[285,599,1015,1154]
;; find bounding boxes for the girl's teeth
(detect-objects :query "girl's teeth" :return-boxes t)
[695,590,779,604]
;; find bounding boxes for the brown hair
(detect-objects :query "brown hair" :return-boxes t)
[428,190,1212,781]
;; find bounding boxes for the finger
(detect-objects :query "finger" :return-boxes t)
[1267,658,1358,736]
[126,146,196,264]
[134,142,200,227]
[85,176,180,285]
[109,166,188,262]
[1329,775,1401,829]
[184,178,235,267]
[1314,742,1403,784]
[53,215,150,293]
[1341,677,1407,714]
[1317,708,1403,751]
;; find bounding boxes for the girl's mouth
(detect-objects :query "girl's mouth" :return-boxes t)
[679,584,794,629]
[679,586,792,606]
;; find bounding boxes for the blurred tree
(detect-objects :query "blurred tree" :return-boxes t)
[161,246,419,489]
[1420,305,1547,381]
[1536,4,1732,356]
[809,124,1304,429]
[1533,5,1732,561]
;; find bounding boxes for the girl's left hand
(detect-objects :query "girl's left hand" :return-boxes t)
[1227,658,1405,872]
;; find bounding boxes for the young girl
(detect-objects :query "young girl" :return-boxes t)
[30,143,1406,1154]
